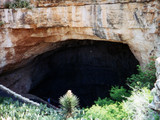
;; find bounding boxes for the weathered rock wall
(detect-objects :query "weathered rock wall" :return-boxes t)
[0,0,154,8]
[0,0,159,74]
[150,57,160,111]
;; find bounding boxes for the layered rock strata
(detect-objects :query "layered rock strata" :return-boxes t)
[0,0,159,73]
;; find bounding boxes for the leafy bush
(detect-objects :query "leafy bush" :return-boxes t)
[127,59,156,90]
[86,87,159,120]
[83,103,128,120]
[110,86,130,102]
[94,97,114,106]
[0,97,61,120]
[94,86,130,106]
[123,87,159,120]
[7,0,31,9]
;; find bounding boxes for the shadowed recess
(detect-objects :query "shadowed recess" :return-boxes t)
[29,40,139,107]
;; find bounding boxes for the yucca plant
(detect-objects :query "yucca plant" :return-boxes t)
[59,90,79,119]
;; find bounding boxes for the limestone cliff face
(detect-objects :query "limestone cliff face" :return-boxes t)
[0,0,159,74]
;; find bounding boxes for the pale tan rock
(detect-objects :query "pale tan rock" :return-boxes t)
[0,0,159,73]
[150,58,160,111]
[0,0,153,8]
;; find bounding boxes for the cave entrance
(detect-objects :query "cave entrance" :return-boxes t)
[29,40,139,107]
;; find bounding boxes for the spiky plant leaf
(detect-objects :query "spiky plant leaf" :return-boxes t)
[59,90,79,119]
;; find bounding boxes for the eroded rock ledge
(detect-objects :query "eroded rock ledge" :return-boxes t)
[0,0,154,8]
[0,0,159,73]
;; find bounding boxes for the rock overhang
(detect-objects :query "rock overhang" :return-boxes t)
[0,0,159,74]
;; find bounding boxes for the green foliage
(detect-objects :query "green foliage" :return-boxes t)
[110,86,130,102]
[86,87,129,119]
[59,90,79,119]
[0,86,158,120]
[94,97,114,106]
[0,97,61,120]
[94,86,130,107]
[127,59,156,90]
[123,87,159,120]
[0,21,5,27]
[84,87,159,120]
[7,0,31,9]
[83,103,128,120]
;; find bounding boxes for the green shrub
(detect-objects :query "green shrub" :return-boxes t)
[110,86,130,102]
[0,97,61,120]
[59,90,79,119]
[94,97,114,106]
[0,96,85,120]
[123,87,159,120]
[94,86,130,107]
[84,103,128,120]
[8,0,31,9]
[82,87,159,120]
[127,59,156,90]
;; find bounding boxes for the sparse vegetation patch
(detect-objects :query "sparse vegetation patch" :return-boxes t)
[6,0,31,9]
[0,21,5,27]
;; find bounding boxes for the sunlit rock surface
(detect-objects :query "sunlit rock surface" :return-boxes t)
[0,0,159,73]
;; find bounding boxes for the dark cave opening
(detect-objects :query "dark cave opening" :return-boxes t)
[29,40,139,107]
